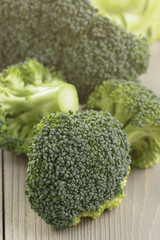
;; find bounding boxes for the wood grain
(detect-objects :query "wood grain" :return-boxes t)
[0,150,3,240]
[1,42,160,239]
[2,152,160,240]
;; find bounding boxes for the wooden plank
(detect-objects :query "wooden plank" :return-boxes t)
[3,151,160,240]
[0,150,3,240]
[3,152,50,240]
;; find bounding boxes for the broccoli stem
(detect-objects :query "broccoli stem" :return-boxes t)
[2,82,78,115]
[28,84,77,113]
[124,124,148,143]
[124,124,160,144]
[1,96,28,114]
[115,102,133,125]
[2,81,79,152]
[124,124,160,168]
[10,81,64,97]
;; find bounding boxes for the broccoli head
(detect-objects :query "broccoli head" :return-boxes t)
[86,80,160,168]
[0,0,149,102]
[26,110,131,229]
[0,59,79,154]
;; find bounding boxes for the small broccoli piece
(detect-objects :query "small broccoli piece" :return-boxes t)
[86,80,160,168]
[0,59,79,154]
[26,110,131,229]
[0,0,149,102]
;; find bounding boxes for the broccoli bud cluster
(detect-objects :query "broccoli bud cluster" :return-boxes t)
[0,59,78,154]
[86,80,160,168]
[0,0,149,102]
[26,110,131,229]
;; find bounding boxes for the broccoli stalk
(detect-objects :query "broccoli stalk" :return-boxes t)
[125,125,160,168]
[2,82,78,115]
[0,59,79,154]
[86,80,160,168]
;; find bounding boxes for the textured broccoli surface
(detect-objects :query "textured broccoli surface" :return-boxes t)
[0,0,149,102]
[86,80,160,168]
[0,59,79,154]
[26,110,131,229]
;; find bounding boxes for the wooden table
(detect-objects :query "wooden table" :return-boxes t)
[0,43,160,240]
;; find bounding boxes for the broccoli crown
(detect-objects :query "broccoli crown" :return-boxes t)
[0,59,79,154]
[61,15,149,102]
[0,0,149,102]
[86,80,160,168]
[26,110,131,229]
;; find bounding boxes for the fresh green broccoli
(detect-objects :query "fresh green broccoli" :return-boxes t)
[90,0,160,44]
[86,80,160,168]
[0,0,149,102]
[0,59,79,155]
[26,110,131,229]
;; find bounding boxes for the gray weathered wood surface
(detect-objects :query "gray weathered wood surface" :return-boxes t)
[0,42,160,240]
[0,150,3,240]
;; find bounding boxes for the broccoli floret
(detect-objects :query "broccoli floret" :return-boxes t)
[0,0,149,102]
[0,59,79,155]
[26,110,131,229]
[86,80,160,168]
